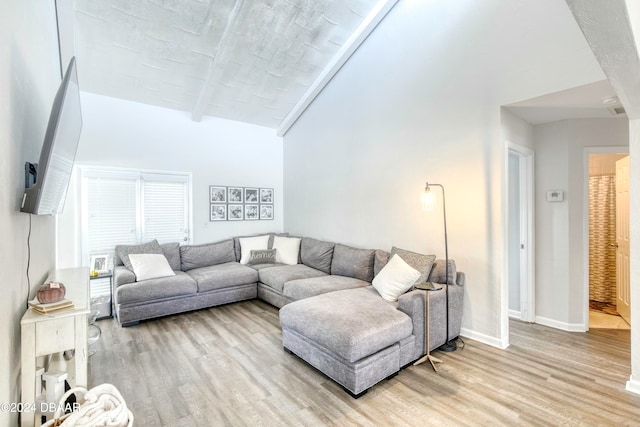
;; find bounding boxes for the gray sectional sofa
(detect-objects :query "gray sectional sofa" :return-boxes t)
[112,233,465,396]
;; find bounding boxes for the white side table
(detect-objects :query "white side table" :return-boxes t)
[21,268,90,427]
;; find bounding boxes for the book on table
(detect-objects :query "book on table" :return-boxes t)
[28,298,74,314]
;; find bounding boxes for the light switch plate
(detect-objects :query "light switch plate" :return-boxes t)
[547,190,564,202]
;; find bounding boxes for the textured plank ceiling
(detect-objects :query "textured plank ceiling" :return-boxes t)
[73,0,382,128]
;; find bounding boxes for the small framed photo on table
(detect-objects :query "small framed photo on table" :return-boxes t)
[90,255,110,273]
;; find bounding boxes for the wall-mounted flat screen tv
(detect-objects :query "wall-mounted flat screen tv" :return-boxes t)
[21,56,82,215]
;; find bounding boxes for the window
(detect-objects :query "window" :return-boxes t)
[81,168,191,278]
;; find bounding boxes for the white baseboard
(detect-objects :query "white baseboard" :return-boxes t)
[460,328,509,349]
[535,316,587,332]
[508,309,521,319]
[626,375,640,395]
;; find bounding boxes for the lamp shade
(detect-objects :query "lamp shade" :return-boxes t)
[422,186,435,211]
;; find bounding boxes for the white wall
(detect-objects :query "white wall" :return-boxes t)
[534,118,628,330]
[282,0,605,346]
[502,108,535,151]
[0,1,61,424]
[57,93,283,267]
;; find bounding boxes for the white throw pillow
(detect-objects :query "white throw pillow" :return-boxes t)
[372,254,421,302]
[239,235,270,264]
[272,236,301,265]
[128,254,176,282]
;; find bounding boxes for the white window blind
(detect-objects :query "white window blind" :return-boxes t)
[82,169,190,271]
[142,174,189,244]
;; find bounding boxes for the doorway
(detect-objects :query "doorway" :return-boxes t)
[507,144,535,323]
[586,151,631,330]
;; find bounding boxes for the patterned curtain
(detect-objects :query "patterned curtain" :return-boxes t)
[589,175,617,304]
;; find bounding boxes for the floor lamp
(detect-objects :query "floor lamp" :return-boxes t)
[423,182,457,352]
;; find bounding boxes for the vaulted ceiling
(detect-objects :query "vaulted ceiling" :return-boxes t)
[71,0,392,132]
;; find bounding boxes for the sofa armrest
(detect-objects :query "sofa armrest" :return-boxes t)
[456,272,465,286]
[397,289,426,357]
[114,266,135,288]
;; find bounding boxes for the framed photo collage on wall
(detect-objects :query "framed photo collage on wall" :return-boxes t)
[209,186,274,221]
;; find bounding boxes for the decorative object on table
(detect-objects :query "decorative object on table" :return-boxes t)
[210,203,227,221]
[36,281,66,303]
[228,204,244,220]
[260,204,274,220]
[244,187,259,203]
[90,254,110,274]
[260,188,274,203]
[245,204,259,220]
[210,186,227,202]
[228,186,243,202]
[29,298,74,314]
[421,181,457,352]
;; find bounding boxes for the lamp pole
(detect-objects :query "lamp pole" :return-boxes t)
[426,183,456,352]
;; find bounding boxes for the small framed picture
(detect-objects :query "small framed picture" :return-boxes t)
[210,204,227,221]
[210,186,227,203]
[228,187,243,203]
[245,204,259,220]
[260,204,274,220]
[260,188,274,204]
[90,254,110,273]
[228,204,244,221]
[244,187,259,203]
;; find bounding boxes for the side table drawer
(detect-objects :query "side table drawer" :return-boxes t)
[35,317,75,356]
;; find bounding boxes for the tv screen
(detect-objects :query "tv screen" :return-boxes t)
[21,57,82,215]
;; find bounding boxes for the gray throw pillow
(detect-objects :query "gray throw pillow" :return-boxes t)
[248,249,277,265]
[374,249,390,277]
[161,242,181,271]
[390,246,436,285]
[180,239,235,270]
[330,244,375,282]
[115,240,163,271]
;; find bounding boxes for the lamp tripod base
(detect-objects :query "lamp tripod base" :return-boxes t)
[413,354,443,371]
[437,340,457,352]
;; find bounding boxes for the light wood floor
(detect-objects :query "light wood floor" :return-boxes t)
[89,300,640,426]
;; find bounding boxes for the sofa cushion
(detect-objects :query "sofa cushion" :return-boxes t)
[283,275,370,301]
[390,246,436,285]
[330,244,375,282]
[272,236,301,265]
[279,287,413,363]
[161,242,181,271]
[186,262,259,293]
[374,249,390,277]
[239,235,270,264]
[180,239,235,271]
[428,259,457,285]
[115,239,163,271]
[259,264,327,293]
[116,271,197,304]
[372,254,421,302]
[129,254,176,282]
[301,237,335,274]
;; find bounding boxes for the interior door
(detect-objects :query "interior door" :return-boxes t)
[616,156,631,325]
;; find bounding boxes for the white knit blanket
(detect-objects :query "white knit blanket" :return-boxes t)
[43,383,133,427]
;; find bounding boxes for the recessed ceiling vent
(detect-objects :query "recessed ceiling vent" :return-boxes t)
[602,96,626,116]
[607,105,627,116]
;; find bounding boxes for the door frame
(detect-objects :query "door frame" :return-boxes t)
[583,146,629,330]
[506,143,535,324]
